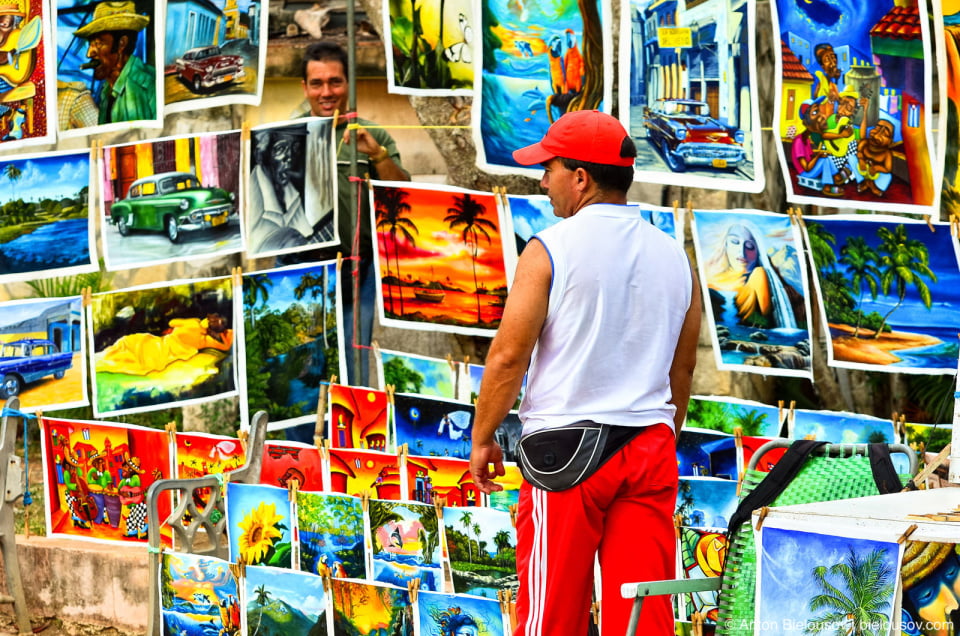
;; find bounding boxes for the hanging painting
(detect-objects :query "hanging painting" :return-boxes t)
[416,590,506,635]
[675,476,738,529]
[393,393,475,460]
[328,383,390,452]
[368,498,443,591]
[159,551,239,636]
[685,395,786,438]
[692,209,814,379]
[162,0,268,113]
[619,0,764,193]
[173,431,245,480]
[474,0,612,176]
[486,463,522,512]
[0,150,95,283]
[295,490,366,579]
[676,428,738,480]
[900,541,960,635]
[377,347,458,399]
[329,578,413,636]
[260,440,324,491]
[100,130,243,270]
[246,117,337,258]
[327,447,406,500]
[88,276,237,417]
[226,482,292,569]
[803,214,960,374]
[677,526,728,625]
[40,417,173,544]
[0,296,86,411]
[384,0,474,95]
[239,261,344,431]
[56,0,163,137]
[403,454,477,507]
[370,181,507,337]
[0,0,54,149]
[241,564,329,634]
[789,407,896,444]
[442,506,516,598]
[771,0,936,213]
[937,2,960,221]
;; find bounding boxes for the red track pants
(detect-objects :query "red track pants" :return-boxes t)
[514,423,678,636]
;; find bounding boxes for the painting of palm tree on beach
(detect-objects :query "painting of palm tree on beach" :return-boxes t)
[371,181,508,337]
[757,524,900,636]
[804,214,960,374]
[0,151,94,282]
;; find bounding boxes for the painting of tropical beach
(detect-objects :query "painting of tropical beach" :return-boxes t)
[804,214,960,373]
[371,182,508,337]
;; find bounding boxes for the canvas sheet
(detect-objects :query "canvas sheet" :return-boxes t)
[376,347,459,399]
[685,395,786,438]
[691,209,814,379]
[486,462,522,512]
[677,526,728,624]
[370,180,508,337]
[240,565,328,634]
[40,416,172,544]
[246,117,338,258]
[329,578,413,636]
[394,393,475,461]
[466,361,525,408]
[88,276,238,417]
[328,383,390,452]
[789,407,896,444]
[55,0,163,138]
[367,498,444,591]
[326,446,406,500]
[0,295,87,411]
[0,149,96,283]
[618,0,764,193]
[473,0,613,177]
[756,514,904,636]
[173,431,245,479]
[261,440,324,491]
[416,590,507,635]
[100,130,243,270]
[899,540,960,635]
[162,0,268,114]
[442,506,516,599]
[771,0,937,213]
[677,428,738,480]
[295,491,367,580]
[802,214,960,374]
[384,0,475,96]
[158,551,239,636]
[404,454,477,507]
[238,260,345,431]
[0,0,55,150]
[226,482,292,569]
[936,2,960,222]
[676,476,738,529]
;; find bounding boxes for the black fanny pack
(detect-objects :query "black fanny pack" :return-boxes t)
[516,422,641,492]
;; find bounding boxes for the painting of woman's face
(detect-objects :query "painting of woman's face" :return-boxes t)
[724,227,758,272]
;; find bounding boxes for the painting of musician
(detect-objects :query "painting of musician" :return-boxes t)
[0,0,53,148]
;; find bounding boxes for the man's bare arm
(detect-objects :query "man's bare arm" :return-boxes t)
[669,263,702,435]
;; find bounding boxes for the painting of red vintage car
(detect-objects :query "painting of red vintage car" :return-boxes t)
[643,98,746,172]
[175,45,246,93]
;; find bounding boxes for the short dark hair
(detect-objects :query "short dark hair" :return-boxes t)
[559,136,636,193]
[302,41,348,81]
[814,43,834,62]
[106,30,139,56]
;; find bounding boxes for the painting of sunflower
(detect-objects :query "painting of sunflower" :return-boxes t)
[226,482,292,568]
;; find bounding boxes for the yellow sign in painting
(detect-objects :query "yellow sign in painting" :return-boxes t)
[658,27,692,48]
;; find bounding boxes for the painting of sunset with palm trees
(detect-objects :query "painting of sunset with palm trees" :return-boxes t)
[370,181,508,336]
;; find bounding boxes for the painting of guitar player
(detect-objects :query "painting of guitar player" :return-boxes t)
[0,0,54,149]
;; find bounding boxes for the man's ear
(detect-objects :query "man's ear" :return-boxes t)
[118,34,130,55]
[573,166,590,191]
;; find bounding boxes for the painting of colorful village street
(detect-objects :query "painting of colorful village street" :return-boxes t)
[40,418,172,544]
[328,384,390,451]
[163,0,267,113]
[159,552,239,636]
[937,0,960,221]
[371,182,508,337]
[443,506,517,599]
[385,0,473,94]
[773,0,935,212]
[0,151,94,282]
[0,296,86,411]
[242,261,344,429]
[804,215,960,374]
[89,277,237,417]
[621,0,764,193]
[327,447,404,500]
[474,0,610,175]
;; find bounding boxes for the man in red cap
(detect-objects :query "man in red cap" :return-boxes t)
[470,110,701,635]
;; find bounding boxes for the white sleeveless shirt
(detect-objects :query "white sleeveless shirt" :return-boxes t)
[519,203,693,435]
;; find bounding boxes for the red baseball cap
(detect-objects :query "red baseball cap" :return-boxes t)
[512,110,635,167]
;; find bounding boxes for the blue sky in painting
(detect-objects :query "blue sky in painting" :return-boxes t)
[0,298,79,330]
[247,263,337,314]
[776,0,892,65]
[443,507,515,559]
[677,477,738,528]
[381,350,455,398]
[792,408,895,444]
[758,526,898,634]
[226,483,291,563]
[0,153,89,203]
[810,217,960,332]
[243,565,326,620]
[507,195,559,243]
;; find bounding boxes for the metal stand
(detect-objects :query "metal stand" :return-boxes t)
[0,398,33,635]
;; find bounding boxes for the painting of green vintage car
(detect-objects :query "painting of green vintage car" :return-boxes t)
[110,171,237,243]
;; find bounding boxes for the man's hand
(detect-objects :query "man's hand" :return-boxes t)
[341,126,380,158]
[470,441,505,494]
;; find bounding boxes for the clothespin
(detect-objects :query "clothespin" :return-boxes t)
[335,252,343,275]
[509,504,518,528]
[287,475,300,501]
[590,601,600,625]
[315,377,333,448]
[360,490,370,512]
[332,108,340,130]
[951,213,960,238]
[925,215,935,233]
[322,575,331,593]
[793,207,806,228]
[386,384,395,405]
[693,612,704,636]
[231,266,242,290]
[164,421,177,446]
[897,523,919,544]
[229,560,246,581]
[81,286,92,308]
[406,578,420,604]
[319,438,330,463]
[237,429,249,456]
[672,199,679,225]
[754,506,770,530]
[446,353,455,374]
[463,355,470,365]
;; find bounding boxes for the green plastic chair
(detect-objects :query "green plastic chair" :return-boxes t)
[622,440,918,636]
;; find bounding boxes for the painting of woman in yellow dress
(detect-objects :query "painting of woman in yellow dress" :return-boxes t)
[97,313,232,375]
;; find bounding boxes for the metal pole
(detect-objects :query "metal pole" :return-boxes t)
[347,0,361,385]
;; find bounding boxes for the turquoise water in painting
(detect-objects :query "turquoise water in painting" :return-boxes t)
[0,218,89,274]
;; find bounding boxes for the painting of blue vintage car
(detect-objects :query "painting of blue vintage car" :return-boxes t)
[110,171,237,243]
[0,339,73,398]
